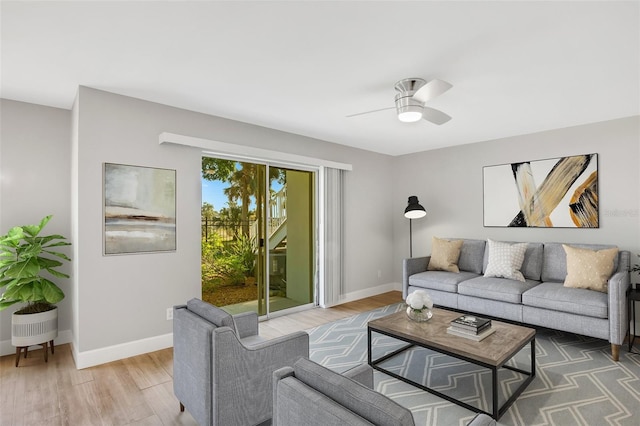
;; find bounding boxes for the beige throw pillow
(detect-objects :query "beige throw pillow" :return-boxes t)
[563,245,618,293]
[427,237,463,273]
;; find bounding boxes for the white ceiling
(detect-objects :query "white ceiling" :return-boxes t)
[1,1,639,156]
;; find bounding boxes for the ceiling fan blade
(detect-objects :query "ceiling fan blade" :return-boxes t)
[412,79,452,104]
[346,106,395,118]
[422,107,452,125]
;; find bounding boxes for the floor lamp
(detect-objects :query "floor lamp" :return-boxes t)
[404,196,426,258]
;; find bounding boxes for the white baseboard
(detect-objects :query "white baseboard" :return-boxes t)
[0,329,73,357]
[6,286,640,371]
[71,284,401,367]
[321,282,401,308]
[71,333,173,369]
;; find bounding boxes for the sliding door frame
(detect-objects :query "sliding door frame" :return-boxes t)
[161,131,352,316]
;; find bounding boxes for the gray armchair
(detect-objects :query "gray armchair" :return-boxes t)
[273,357,415,426]
[273,358,496,426]
[173,298,309,426]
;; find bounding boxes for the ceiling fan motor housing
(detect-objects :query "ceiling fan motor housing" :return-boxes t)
[394,78,426,122]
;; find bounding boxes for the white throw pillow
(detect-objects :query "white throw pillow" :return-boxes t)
[483,239,528,282]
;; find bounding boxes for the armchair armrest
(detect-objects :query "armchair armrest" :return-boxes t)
[342,363,374,389]
[402,256,430,298]
[608,269,631,346]
[233,311,259,338]
[273,366,295,382]
[272,366,295,423]
[241,330,309,351]
[467,413,497,426]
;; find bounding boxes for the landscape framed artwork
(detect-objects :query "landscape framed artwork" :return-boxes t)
[104,163,176,254]
[483,153,598,228]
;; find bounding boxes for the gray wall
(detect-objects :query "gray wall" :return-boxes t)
[0,99,72,348]
[72,87,394,357]
[392,116,640,280]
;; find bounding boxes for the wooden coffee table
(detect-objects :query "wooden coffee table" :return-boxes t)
[367,308,535,420]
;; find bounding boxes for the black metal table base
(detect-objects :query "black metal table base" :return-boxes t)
[368,327,536,420]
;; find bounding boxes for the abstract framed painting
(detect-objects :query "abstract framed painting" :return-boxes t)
[483,153,598,228]
[104,163,176,254]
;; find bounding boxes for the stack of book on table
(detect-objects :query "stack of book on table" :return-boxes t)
[446,315,495,341]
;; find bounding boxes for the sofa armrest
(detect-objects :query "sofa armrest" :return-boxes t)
[342,363,374,389]
[608,270,631,346]
[233,311,259,338]
[467,413,497,426]
[403,256,430,298]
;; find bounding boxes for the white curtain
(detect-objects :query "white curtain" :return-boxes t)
[320,167,344,307]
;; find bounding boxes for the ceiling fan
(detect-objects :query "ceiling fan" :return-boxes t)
[347,78,452,125]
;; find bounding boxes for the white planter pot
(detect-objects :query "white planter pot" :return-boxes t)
[11,307,58,347]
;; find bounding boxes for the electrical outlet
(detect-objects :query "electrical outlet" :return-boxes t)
[166,307,173,321]
[377,270,382,279]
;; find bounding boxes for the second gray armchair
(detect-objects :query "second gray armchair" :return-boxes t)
[273,358,415,426]
[173,298,309,426]
[272,358,496,426]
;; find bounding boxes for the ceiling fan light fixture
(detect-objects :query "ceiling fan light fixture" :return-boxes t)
[346,77,452,124]
[394,78,426,123]
[397,106,423,123]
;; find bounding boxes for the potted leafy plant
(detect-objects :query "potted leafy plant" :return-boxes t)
[0,215,71,356]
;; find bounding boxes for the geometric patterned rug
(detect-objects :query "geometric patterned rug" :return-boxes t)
[307,304,640,426]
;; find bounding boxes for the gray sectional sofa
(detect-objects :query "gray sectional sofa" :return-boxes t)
[403,239,631,361]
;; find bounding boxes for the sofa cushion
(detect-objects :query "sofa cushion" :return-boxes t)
[522,282,608,318]
[409,270,481,293]
[428,237,463,272]
[563,244,618,293]
[521,242,544,281]
[455,239,486,274]
[541,242,619,283]
[459,276,541,304]
[483,239,528,282]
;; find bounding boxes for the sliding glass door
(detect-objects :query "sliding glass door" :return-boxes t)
[268,167,314,314]
[201,157,315,317]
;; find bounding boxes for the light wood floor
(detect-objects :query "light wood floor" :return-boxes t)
[0,291,403,426]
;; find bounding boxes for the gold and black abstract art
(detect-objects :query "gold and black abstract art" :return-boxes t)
[483,154,598,228]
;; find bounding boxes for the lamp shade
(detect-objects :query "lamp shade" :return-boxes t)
[404,195,426,219]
